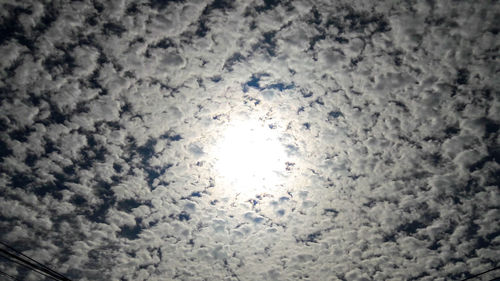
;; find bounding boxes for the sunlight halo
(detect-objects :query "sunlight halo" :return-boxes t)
[213,119,286,197]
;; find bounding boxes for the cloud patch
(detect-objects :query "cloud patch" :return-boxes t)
[0,0,499,280]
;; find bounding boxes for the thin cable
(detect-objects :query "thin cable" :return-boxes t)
[0,241,71,281]
[0,251,57,280]
[0,241,69,280]
[0,245,60,278]
[0,248,57,279]
[0,269,22,281]
[460,265,500,281]
[0,250,65,281]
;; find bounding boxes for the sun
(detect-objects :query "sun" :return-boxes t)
[213,119,286,197]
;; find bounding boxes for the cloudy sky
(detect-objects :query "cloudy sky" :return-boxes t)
[0,0,499,280]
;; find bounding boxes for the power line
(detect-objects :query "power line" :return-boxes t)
[0,269,22,281]
[0,247,61,280]
[0,241,70,280]
[460,265,500,281]
[0,249,57,281]
[0,241,72,281]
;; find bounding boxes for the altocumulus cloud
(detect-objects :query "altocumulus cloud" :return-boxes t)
[0,0,499,280]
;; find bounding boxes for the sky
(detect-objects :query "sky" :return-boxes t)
[0,0,499,280]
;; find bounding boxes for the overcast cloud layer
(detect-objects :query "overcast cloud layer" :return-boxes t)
[0,0,499,280]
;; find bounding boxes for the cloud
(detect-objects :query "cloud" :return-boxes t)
[0,0,499,280]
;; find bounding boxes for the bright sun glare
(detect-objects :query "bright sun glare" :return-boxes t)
[214,119,286,197]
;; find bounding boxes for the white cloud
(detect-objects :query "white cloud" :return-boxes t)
[0,0,499,280]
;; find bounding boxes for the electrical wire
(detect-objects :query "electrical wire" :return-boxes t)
[0,241,71,280]
[460,265,500,281]
[0,269,22,281]
[0,250,56,280]
[0,241,72,281]
[0,248,58,280]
